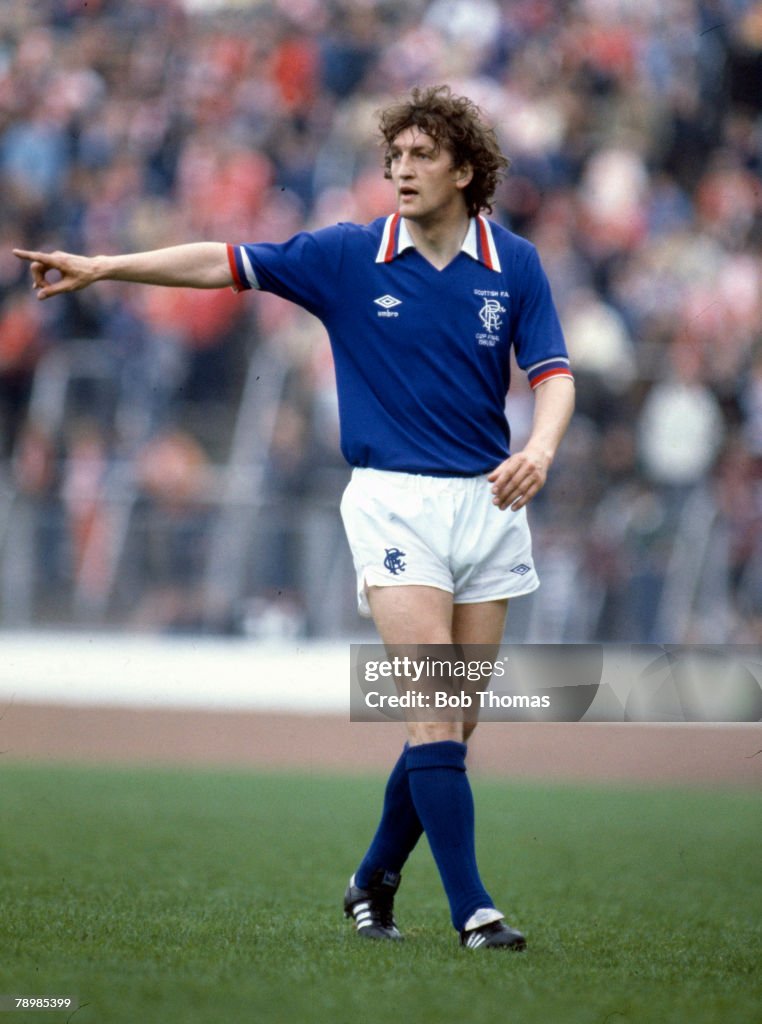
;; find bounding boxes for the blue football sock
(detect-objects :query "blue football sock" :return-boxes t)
[355,743,424,889]
[406,740,495,931]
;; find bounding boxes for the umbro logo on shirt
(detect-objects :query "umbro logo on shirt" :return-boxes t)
[374,294,402,318]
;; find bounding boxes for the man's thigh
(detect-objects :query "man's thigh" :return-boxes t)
[367,583,453,646]
[452,598,509,646]
[366,586,509,646]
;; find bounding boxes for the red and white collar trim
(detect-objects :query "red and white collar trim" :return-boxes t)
[375,213,501,271]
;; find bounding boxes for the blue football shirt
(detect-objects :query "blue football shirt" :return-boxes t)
[227,214,572,476]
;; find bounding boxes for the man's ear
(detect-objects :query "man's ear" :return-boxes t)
[453,162,474,190]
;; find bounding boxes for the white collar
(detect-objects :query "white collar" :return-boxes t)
[376,213,501,271]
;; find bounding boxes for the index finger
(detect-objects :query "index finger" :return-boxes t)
[13,249,51,263]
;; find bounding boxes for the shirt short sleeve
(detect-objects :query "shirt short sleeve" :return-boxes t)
[227,224,346,318]
[512,244,573,390]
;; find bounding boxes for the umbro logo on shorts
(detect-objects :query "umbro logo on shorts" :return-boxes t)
[511,563,531,576]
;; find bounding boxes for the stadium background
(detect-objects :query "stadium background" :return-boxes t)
[1,0,761,644]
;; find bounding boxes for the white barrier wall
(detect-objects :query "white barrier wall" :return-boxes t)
[0,633,349,712]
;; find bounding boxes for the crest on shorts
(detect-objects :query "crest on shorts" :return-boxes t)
[383,547,407,575]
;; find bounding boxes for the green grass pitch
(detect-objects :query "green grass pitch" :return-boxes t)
[0,762,760,1024]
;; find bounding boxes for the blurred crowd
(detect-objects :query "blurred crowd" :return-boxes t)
[1,0,761,639]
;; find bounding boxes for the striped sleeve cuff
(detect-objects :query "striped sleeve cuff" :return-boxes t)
[525,357,574,390]
[227,244,259,292]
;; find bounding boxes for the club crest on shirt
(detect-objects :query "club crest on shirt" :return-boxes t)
[474,289,509,347]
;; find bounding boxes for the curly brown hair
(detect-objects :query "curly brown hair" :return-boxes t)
[377,85,510,218]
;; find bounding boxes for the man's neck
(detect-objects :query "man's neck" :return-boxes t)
[403,209,471,270]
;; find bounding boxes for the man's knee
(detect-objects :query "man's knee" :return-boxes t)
[407,720,464,745]
[462,719,478,743]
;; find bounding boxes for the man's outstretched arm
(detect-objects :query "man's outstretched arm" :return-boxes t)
[13,243,233,300]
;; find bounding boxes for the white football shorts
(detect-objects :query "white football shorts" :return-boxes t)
[339,467,540,617]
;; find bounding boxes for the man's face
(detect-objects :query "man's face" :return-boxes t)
[388,128,472,223]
